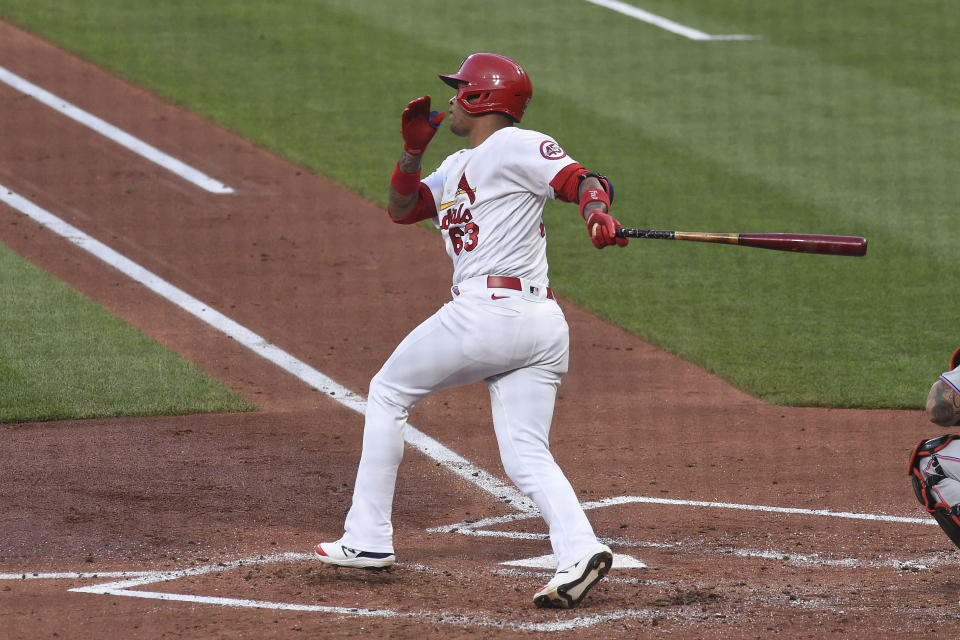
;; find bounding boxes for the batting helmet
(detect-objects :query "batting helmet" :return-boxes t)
[439,53,532,123]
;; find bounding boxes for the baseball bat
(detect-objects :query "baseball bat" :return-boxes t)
[614,228,867,257]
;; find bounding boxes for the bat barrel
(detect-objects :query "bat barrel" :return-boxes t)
[738,233,867,256]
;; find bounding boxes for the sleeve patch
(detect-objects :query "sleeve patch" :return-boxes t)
[539,140,567,160]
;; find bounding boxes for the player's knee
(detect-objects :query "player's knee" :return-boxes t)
[367,372,411,415]
[499,455,527,488]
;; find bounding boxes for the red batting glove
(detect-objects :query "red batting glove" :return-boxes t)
[585,210,629,249]
[401,95,446,156]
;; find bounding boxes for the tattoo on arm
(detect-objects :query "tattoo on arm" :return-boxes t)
[388,190,418,217]
[577,176,602,197]
[397,150,422,174]
[926,379,960,427]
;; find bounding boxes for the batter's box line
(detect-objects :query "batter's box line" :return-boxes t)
[429,494,937,535]
[427,493,941,571]
[444,524,957,572]
[0,570,156,581]
[62,551,659,632]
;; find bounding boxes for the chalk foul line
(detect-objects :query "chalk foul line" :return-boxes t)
[0,65,234,194]
[583,0,759,40]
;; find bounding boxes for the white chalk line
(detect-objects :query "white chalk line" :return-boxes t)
[58,552,656,632]
[0,182,535,516]
[584,495,934,525]
[583,0,759,40]
[0,65,233,194]
[429,494,936,535]
[428,493,946,572]
[0,571,155,580]
[427,524,954,570]
[7,547,951,631]
[501,553,646,570]
[2,552,660,631]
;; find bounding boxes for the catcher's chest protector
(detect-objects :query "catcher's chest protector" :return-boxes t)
[908,434,960,549]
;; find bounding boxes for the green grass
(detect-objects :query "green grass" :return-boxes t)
[0,244,255,422]
[0,0,956,408]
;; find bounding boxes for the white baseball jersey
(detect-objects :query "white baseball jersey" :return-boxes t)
[422,127,577,285]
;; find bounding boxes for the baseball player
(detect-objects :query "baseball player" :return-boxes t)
[907,346,960,551]
[315,52,627,609]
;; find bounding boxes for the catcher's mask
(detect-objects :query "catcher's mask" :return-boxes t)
[952,346,960,370]
[439,53,532,123]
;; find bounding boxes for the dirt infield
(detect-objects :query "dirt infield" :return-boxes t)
[1,21,957,638]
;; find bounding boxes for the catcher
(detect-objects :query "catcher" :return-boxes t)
[907,346,960,550]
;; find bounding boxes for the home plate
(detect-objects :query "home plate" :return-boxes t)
[501,553,646,570]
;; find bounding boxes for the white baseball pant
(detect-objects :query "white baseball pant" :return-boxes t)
[339,275,601,570]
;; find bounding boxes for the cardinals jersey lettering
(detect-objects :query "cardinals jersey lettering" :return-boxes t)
[422,127,577,286]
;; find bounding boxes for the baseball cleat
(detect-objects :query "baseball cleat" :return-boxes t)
[314,541,395,570]
[533,544,613,609]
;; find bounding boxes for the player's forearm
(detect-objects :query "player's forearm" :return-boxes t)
[388,150,423,219]
[925,379,960,427]
[577,176,607,214]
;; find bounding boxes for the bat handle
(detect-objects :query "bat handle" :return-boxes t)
[615,228,674,240]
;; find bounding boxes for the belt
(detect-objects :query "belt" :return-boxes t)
[452,275,554,299]
[486,276,554,299]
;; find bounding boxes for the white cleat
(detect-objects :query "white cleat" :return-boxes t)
[533,544,613,609]
[314,541,395,570]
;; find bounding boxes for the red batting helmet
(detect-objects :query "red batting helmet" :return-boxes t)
[439,53,532,123]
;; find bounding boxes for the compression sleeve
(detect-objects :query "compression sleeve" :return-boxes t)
[548,163,587,203]
[387,183,437,225]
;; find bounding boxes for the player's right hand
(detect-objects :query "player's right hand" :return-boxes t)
[401,95,445,156]
[585,210,629,249]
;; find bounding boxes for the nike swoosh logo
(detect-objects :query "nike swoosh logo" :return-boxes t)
[491,294,509,300]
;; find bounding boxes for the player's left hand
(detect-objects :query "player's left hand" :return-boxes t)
[585,210,629,249]
[401,95,446,156]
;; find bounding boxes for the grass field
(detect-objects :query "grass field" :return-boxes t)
[0,244,254,422]
[0,0,956,411]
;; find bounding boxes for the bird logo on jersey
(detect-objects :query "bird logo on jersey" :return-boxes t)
[440,172,476,211]
[456,172,476,204]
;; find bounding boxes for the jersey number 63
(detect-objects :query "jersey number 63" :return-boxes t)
[449,223,480,255]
